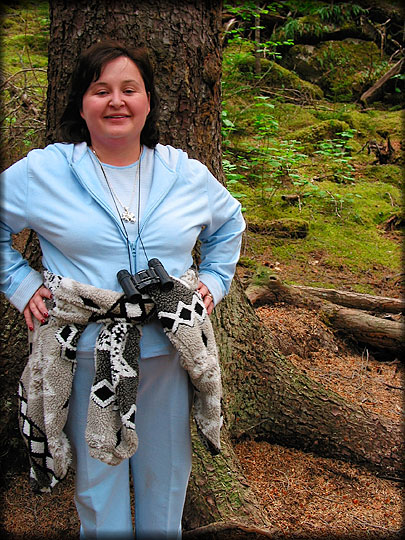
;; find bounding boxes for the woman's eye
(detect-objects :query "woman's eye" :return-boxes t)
[124,89,135,94]
[96,90,108,96]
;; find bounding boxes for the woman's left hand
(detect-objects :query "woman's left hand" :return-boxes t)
[197,281,214,315]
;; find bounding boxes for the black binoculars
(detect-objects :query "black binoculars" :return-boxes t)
[117,258,173,303]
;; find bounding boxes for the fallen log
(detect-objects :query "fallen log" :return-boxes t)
[292,284,405,314]
[360,57,404,104]
[245,277,404,354]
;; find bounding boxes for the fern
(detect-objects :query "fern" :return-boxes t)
[315,3,368,24]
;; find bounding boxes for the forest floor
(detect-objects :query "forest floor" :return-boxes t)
[0,259,403,539]
[235,306,403,540]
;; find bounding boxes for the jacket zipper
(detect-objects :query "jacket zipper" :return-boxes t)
[69,163,130,243]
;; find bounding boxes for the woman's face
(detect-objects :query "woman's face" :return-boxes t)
[80,56,150,149]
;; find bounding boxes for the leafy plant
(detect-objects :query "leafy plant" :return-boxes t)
[391,73,405,93]
[223,157,248,211]
[272,2,368,41]
[313,130,357,184]
[314,3,368,24]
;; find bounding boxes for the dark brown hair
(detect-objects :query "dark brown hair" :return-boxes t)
[58,40,159,147]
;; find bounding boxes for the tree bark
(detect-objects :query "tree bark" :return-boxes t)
[245,277,405,354]
[0,231,43,477]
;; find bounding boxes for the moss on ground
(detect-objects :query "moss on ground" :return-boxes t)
[1,5,403,293]
[1,1,49,78]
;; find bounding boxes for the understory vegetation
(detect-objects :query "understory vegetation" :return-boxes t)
[221,1,403,294]
[0,0,403,296]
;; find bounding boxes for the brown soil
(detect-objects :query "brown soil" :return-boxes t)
[1,260,403,539]
[235,304,403,539]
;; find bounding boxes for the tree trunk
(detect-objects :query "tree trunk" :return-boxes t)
[0,231,43,476]
[246,277,405,354]
[1,0,403,536]
[215,281,403,478]
[47,0,223,176]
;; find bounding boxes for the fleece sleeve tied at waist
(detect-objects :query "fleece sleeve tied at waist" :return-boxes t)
[18,268,222,493]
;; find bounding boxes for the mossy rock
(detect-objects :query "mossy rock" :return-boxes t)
[238,256,257,269]
[248,217,309,238]
[283,39,385,102]
[314,39,383,102]
[291,119,350,147]
[337,110,380,138]
[237,55,323,100]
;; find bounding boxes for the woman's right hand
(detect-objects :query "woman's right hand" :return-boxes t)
[23,285,53,331]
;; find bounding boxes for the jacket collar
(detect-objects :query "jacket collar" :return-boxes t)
[60,142,182,233]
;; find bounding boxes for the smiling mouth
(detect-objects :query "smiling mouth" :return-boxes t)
[104,115,130,119]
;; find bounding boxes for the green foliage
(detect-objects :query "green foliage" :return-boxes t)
[2,0,402,291]
[272,2,368,41]
[282,17,327,40]
[314,3,368,24]
[221,8,402,285]
[223,39,323,101]
[315,40,386,102]
[1,1,49,166]
[313,129,357,184]
[1,1,49,72]
[222,157,248,211]
[391,73,405,93]
[224,1,273,21]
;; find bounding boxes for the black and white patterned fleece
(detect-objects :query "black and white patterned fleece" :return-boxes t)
[18,268,222,493]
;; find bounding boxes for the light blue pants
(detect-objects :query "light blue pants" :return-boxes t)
[64,349,193,539]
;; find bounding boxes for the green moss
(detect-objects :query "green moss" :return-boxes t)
[271,218,400,272]
[362,164,403,187]
[269,218,309,238]
[351,283,380,294]
[291,119,350,145]
[341,110,402,140]
[6,33,48,54]
[314,40,385,101]
[252,266,276,286]
[239,56,324,100]
[239,174,402,278]
[238,256,257,269]
[271,103,319,135]
[1,1,49,76]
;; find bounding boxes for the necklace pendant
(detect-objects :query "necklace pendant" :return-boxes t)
[122,207,136,223]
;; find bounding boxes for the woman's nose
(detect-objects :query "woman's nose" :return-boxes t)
[109,92,124,107]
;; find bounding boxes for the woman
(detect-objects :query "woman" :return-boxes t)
[0,40,245,539]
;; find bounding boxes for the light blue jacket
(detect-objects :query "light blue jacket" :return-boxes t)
[0,142,245,356]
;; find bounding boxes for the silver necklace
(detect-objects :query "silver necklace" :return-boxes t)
[91,148,141,223]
